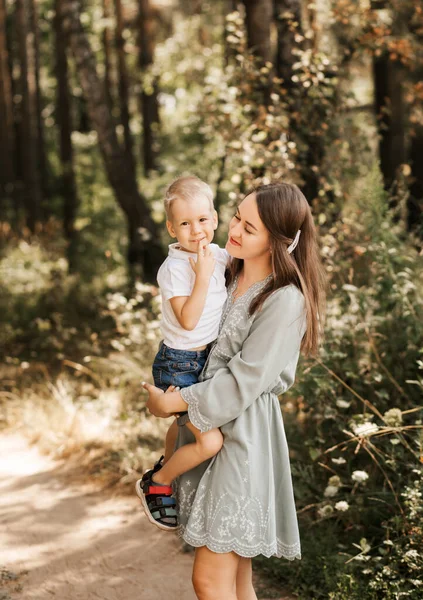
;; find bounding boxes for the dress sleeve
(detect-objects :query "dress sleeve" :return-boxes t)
[157,259,194,301]
[180,285,307,432]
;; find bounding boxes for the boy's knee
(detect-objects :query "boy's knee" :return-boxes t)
[197,429,223,459]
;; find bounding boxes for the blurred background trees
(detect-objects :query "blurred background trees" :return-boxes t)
[0,0,421,276]
[0,1,422,599]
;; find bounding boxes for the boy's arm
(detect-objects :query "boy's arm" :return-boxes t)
[169,242,215,331]
[170,278,210,331]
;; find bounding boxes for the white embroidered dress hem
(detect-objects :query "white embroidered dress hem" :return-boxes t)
[174,277,307,560]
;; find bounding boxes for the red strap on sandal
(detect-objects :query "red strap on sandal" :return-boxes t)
[147,484,173,495]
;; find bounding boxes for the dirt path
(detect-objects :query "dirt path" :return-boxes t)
[0,433,294,600]
[0,433,197,600]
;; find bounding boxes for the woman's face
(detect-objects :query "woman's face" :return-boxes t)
[226,193,271,260]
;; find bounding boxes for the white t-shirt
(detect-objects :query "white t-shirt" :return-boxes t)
[157,243,229,350]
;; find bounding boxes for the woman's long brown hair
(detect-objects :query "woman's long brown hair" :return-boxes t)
[227,182,327,357]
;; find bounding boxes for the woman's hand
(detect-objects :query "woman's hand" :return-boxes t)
[142,382,172,418]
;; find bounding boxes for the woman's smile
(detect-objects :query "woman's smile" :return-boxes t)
[229,236,241,247]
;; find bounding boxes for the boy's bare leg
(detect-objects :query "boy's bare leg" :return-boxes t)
[153,423,223,485]
[163,419,178,465]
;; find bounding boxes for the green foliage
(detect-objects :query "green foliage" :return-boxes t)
[271,166,423,599]
[330,469,423,599]
[160,9,371,230]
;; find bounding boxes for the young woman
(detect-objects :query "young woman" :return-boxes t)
[142,182,326,600]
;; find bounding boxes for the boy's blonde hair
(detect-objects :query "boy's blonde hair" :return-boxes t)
[164,175,214,219]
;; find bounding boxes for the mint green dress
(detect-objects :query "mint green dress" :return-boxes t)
[174,276,307,560]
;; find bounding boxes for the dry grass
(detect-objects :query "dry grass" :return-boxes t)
[0,357,171,492]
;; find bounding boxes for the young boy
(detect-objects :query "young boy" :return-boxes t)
[136,175,228,531]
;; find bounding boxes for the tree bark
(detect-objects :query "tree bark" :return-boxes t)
[373,54,406,194]
[54,0,79,271]
[274,0,302,85]
[223,0,238,66]
[29,0,49,203]
[59,0,164,281]
[408,124,423,232]
[15,0,42,230]
[242,0,273,64]
[102,0,114,112]
[0,0,16,188]
[371,2,406,198]
[138,0,159,174]
[114,0,136,177]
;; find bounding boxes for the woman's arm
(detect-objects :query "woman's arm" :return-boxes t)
[179,285,306,432]
[143,286,306,428]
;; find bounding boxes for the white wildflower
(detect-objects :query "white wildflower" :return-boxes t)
[324,485,339,498]
[329,475,341,487]
[331,457,347,465]
[318,504,334,518]
[352,470,369,483]
[355,538,371,553]
[336,399,351,409]
[383,408,403,427]
[335,501,350,512]
[352,422,379,436]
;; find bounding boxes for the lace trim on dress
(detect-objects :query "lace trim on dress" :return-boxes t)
[180,386,213,433]
[177,527,301,560]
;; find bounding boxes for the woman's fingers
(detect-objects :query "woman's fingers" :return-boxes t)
[165,385,180,393]
[142,381,163,394]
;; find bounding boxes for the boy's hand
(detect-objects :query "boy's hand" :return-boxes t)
[189,241,215,282]
[142,381,169,418]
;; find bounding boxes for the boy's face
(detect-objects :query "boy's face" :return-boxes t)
[166,196,218,253]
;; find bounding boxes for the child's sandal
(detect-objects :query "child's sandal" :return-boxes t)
[135,470,178,532]
[141,454,164,483]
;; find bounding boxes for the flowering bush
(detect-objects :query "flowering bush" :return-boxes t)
[271,167,423,598]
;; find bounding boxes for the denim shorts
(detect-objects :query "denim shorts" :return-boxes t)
[152,342,209,417]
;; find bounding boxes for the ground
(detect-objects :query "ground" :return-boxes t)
[0,433,295,600]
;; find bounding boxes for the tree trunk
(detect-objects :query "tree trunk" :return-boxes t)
[29,0,49,204]
[102,0,114,112]
[114,0,136,177]
[408,124,423,233]
[15,0,42,230]
[223,0,238,66]
[274,0,302,85]
[242,0,273,64]
[138,0,159,174]
[371,2,406,199]
[60,0,165,281]
[373,54,406,195]
[0,0,16,189]
[54,0,79,271]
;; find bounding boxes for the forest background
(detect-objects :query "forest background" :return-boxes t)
[0,0,422,598]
